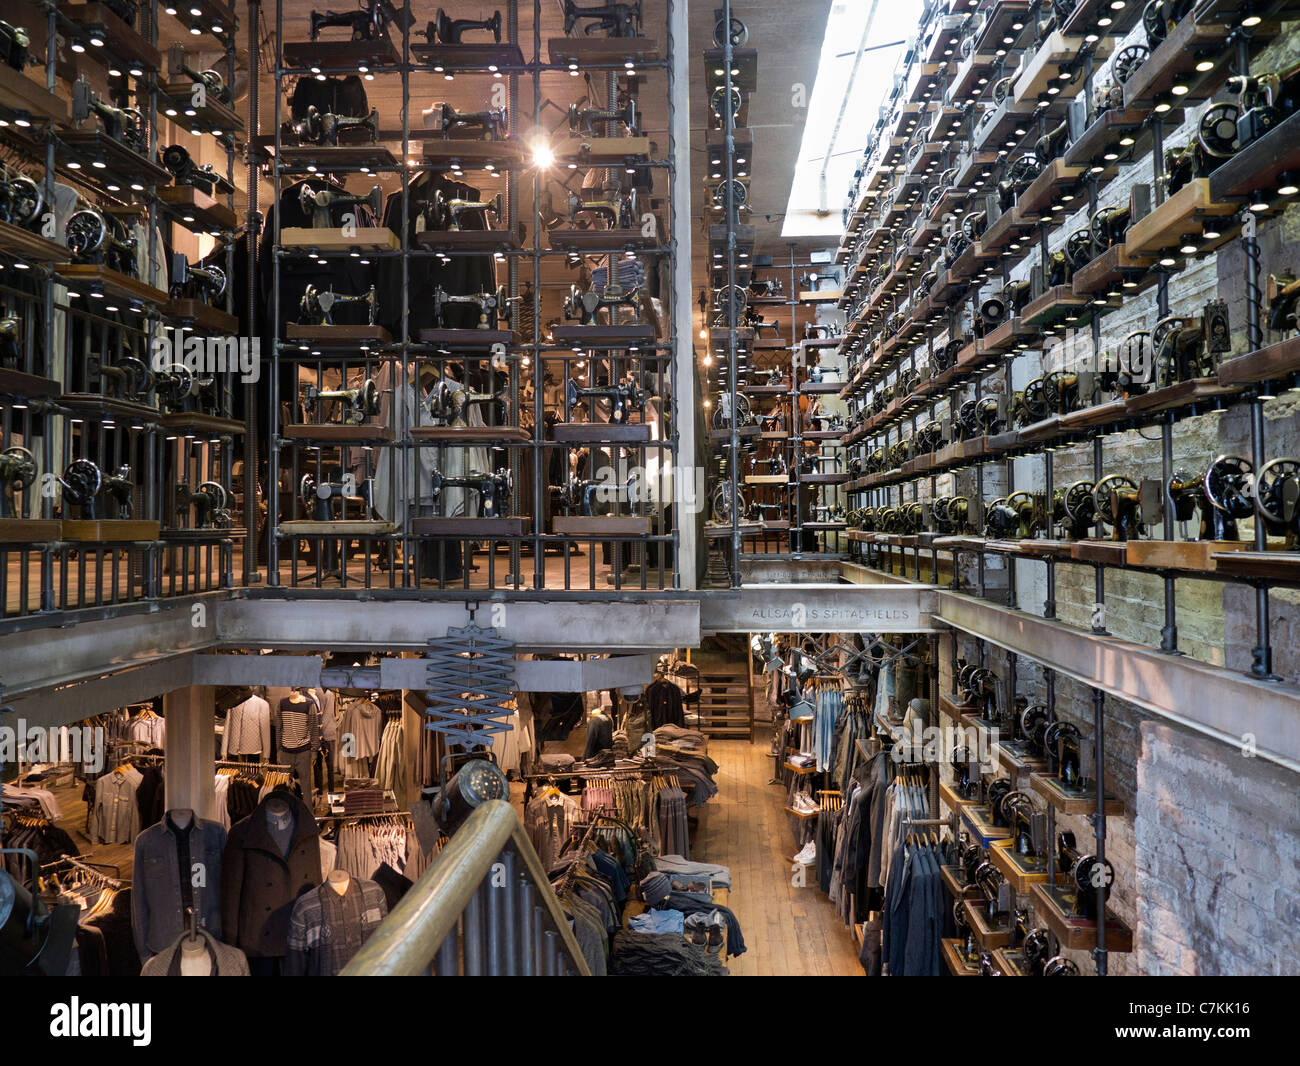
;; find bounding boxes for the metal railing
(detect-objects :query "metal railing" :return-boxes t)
[341,800,590,976]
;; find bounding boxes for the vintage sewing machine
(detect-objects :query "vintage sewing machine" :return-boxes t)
[423,8,501,44]
[710,85,744,128]
[931,495,971,535]
[169,254,226,304]
[1255,456,1300,547]
[433,102,508,140]
[913,420,945,454]
[568,95,637,137]
[748,454,787,478]
[1002,703,1051,763]
[299,284,379,327]
[956,660,997,717]
[299,472,375,530]
[566,185,636,229]
[71,81,147,156]
[1055,831,1114,922]
[998,155,1041,213]
[983,491,1044,539]
[284,105,380,146]
[566,378,650,425]
[933,338,965,371]
[309,0,414,41]
[956,395,1004,440]
[1142,0,1195,48]
[1011,378,1054,427]
[65,210,139,278]
[998,789,1049,871]
[0,312,19,369]
[425,379,506,426]
[1150,303,1230,386]
[85,353,150,401]
[0,172,42,230]
[167,45,232,106]
[154,362,216,414]
[0,19,32,72]
[1043,720,1089,793]
[710,391,752,430]
[1019,925,1080,976]
[432,285,509,329]
[750,277,783,298]
[1091,473,1145,541]
[977,280,1032,337]
[1266,273,1300,334]
[59,459,134,521]
[301,379,381,426]
[804,322,836,342]
[298,183,384,229]
[1163,106,1239,197]
[1035,117,1071,165]
[559,472,640,517]
[973,860,1014,925]
[160,145,228,197]
[431,467,512,518]
[174,480,232,530]
[0,445,36,519]
[1090,202,1130,254]
[1227,62,1300,148]
[563,283,642,326]
[1054,479,1098,539]
[563,0,642,37]
[1166,455,1254,541]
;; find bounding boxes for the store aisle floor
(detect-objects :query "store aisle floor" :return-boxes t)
[694,739,862,976]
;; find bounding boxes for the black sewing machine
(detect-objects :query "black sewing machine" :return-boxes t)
[1141,0,1195,49]
[301,379,381,425]
[425,379,506,425]
[983,491,1043,539]
[0,19,31,72]
[956,660,997,717]
[154,362,216,415]
[175,481,233,530]
[435,102,508,140]
[997,155,1041,212]
[1055,831,1114,922]
[284,105,380,146]
[566,185,636,229]
[431,467,512,517]
[562,283,642,325]
[59,460,134,521]
[568,95,638,136]
[1053,479,1096,539]
[166,45,233,106]
[160,144,229,197]
[931,495,971,535]
[71,81,147,156]
[565,377,649,425]
[65,210,138,278]
[973,860,1013,925]
[0,173,43,230]
[1166,455,1254,541]
[1090,473,1145,541]
[749,277,783,298]
[558,472,639,517]
[1002,702,1051,763]
[169,254,226,304]
[423,8,502,44]
[1011,378,1053,428]
[432,285,509,329]
[955,396,1002,441]
[0,445,37,519]
[1228,62,1300,148]
[85,353,150,401]
[1043,720,1088,792]
[1018,926,1079,976]
[998,789,1049,872]
[1255,456,1300,548]
[298,183,383,229]
[309,0,414,41]
[748,454,787,477]
[300,471,375,522]
[0,312,20,369]
[425,189,502,231]
[299,284,379,326]
[563,0,642,38]
[951,745,983,800]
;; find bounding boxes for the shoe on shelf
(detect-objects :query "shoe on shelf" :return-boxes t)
[792,841,816,865]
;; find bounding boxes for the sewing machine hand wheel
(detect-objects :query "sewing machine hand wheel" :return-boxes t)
[60,459,101,504]
[65,209,107,256]
[1142,0,1167,46]
[1203,454,1254,516]
[992,75,1013,106]
[1198,103,1240,158]
[1006,490,1035,513]
[1255,456,1300,524]
[198,480,228,511]
[714,14,747,47]
[3,175,42,226]
[1112,44,1149,84]
[1022,377,1049,420]
[299,473,321,507]
[155,362,195,402]
[1066,228,1095,268]
[1,445,37,491]
[1091,473,1137,526]
[1090,206,1119,248]
[1063,479,1096,522]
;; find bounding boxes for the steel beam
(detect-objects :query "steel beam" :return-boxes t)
[700,583,939,634]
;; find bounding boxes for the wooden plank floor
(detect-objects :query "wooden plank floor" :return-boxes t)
[695,739,862,976]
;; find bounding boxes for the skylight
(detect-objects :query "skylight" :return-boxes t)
[781,0,921,238]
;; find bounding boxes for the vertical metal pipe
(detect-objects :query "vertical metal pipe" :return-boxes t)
[1243,211,1276,679]
[436,921,460,975]
[518,878,536,976]
[501,849,518,974]
[543,928,559,975]
[1092,686,1108,976]
[1044,447,1055,617]
[1160,412,1178,653]
[463,883,485,975]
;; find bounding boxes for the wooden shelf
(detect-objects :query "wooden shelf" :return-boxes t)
[1020,285,1089,327]
[1070,539,1129,566]
[550,324,656,347]
[66,3,162,73]
[279,145,397,172]
[287,324,392,344]
[282,37,400,69]
[1031,883,1134,952]
[554,136,651,165]
[941,938,981,976]
[281,424,394,443]
[279,520,395,537]
[281,227,400,253]
[0,519,62,544]
[411,517,530,537]
[1125,539,1254,572]
[421,139,528,170]
[157,412,244,436]
[552,423,654,444]
[990,840,1071,893]
[1211,108,1300,202]
[62,519,159,542]
[1208,550,1300,583]
[547,37,661,67]
[415,229,520,253]
[410,425,530,443]
[1029,772,1124,816]
[1121,17,1230,109]
[1063,107,1147,178]
[1124,376,1239,417]
[961,898,1013,948]
[1218,336,1300,387]
[58,131,171,189]
[0,63,68,125]
[1124,178,1236,259]
[0,221,69,265]
[410,42,526,69]
[56,264,169,307]
[158,79,244,134]
[418,328,516,348]
[156,186,238,234]
[547,228,662,253]
[960,803,1014,848]
[553,516,652,537]
[162,299,238,334]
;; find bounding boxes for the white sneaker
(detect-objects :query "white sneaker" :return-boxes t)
[793,841,816,865]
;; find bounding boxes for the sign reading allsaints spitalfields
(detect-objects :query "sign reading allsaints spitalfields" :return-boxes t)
[698,584,937,633]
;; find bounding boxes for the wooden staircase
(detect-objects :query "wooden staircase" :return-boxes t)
[696,660,754,739]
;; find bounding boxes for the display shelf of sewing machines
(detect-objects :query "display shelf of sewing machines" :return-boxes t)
[960,899,1015,949]
[554,136,652,166]
[972,97,1041,156]
[162,298,239,335]
[65,3,162,72]
[410,41,526,69]
[940,938,982,976]
[1207,550,1300,583]
[1016,160,1090,225]
[0,64,69,125]
[1211,109,1300,203]
[282,36,400,70]
[1030,883,1133,952]
[60,519,160,542]
[1124,179,1238,261]
[989,840,1073,894]
[975,205,1033,257]
[1014,538,1075,560]
[798,289,842,305]
[553,516,653,537]
[1121,17,1234,110]
[420,138,527,170]
[1069,539,1129,566]
[156,186,239,236]
[1123,377,1241,419]
[1124,538,1259,573]
[417,327,516,349]
[0,221,70,265]
[797,472,848,485]
[278,519,396,537]
[1058,396,1130,430]
[1020,285,1090,329]
[743,475,787,486]
[799,381,842,395]
[959,802,1016,850]
[550,323,657,346]
[704,521,764,539]
[709,426,761,442]
[158,80,244,135]
[994,737,1051,777]
[1029,771,1123,817]
[287,323,393,344]
[280,227,401,254]
[282,424,396,443]
[0,368,61,399]
[410,424,530,443]
[275,144,397,172]
[57,131,173,191]
[546,228,661,253]
[977,316,1042,356]
[937,695,977,722]
[163,0,236,36]
[0,519,62,543]
[940,863,982,904]
[1063,107,1148,180]
[1014,32,1112,106]
[55,264,169,308]
[415,228,520,253]
[411,516,530,537]
[546,36,661,67]
[1217,336,1300,387]
[1070,243,1159,295]
[158,412,244,437]
[553,423,654,444]
[741,384,787,395]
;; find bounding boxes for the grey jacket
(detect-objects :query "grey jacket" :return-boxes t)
[132,816,227,958]
[141,928,249,976]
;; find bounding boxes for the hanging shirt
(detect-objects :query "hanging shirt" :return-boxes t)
[222,695,272,757]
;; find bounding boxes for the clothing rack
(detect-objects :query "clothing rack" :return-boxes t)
[215,759,292,771]
[40,854,125,889]
[316,811,411,823]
